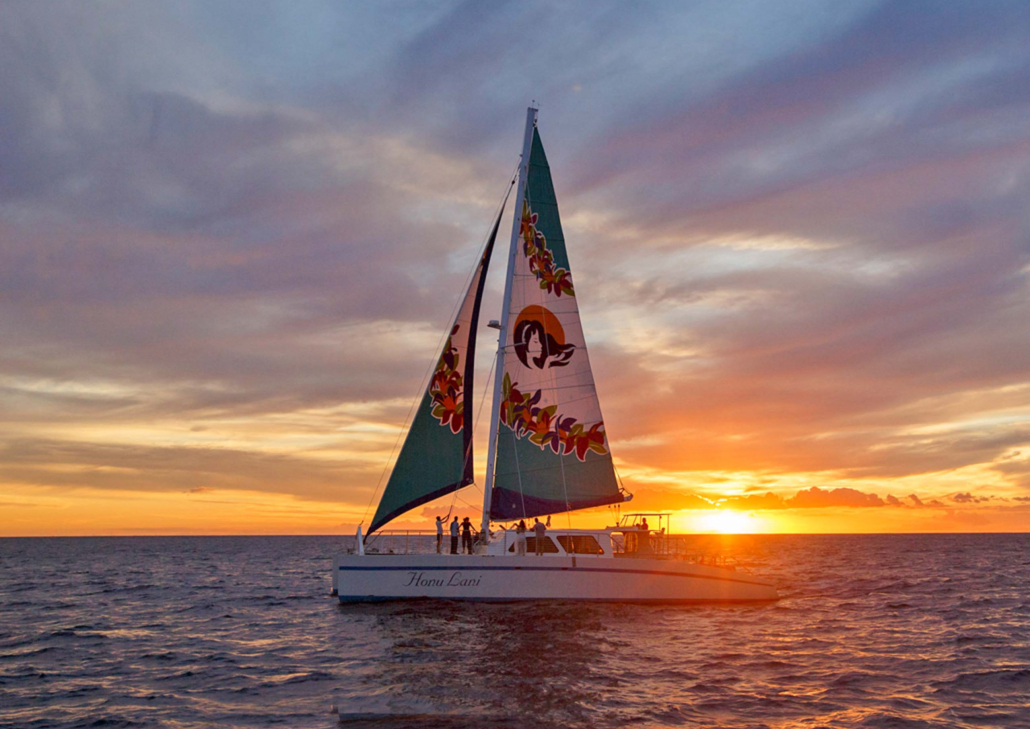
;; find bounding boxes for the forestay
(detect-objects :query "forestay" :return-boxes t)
[368,210,503,535]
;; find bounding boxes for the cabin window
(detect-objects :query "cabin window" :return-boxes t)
[557,535,604,555]
[508,537,560,553]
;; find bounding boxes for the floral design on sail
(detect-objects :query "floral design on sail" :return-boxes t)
[428,325,464,433]
[521,200,574,297]
[500,373,608,461]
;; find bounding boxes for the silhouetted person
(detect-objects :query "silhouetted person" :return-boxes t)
[533,518,546,555]
[450,516,460,554]
[461,517,476,554]
[639,517,651,554]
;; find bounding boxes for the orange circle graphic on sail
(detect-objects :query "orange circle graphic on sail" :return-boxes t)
[514,305,565,344]
[512,305,575,369]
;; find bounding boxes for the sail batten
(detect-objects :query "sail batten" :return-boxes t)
[489,124,624,522]
[367,208,504,535]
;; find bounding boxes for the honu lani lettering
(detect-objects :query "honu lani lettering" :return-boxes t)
[404,571,482,588]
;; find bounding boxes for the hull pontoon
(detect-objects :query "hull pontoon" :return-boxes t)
[333,526,777,603]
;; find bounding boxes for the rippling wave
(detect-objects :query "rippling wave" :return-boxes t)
[1,534,1028,728]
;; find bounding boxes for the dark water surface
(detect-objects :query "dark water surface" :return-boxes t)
[1,534,1028,728]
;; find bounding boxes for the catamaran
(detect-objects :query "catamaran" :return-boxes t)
[332,108,778,603]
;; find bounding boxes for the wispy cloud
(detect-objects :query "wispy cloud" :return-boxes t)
[1,1,1028,533]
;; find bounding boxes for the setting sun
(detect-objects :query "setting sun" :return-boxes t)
[694,509,762,534]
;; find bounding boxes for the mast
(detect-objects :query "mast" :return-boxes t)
[482,106,537,540]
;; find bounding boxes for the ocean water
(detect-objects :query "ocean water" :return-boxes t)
[1,534,1028,729]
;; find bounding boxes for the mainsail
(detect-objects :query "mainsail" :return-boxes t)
[488,124,624,521]
[367,210,503,535]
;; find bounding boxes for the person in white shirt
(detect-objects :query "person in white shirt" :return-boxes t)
[435,516,444,554]
[515,520,527,556]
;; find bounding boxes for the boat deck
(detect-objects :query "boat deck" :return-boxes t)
[359,527,752,574]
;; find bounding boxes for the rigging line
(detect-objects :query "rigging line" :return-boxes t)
[612,462,623,489]
[542,226,574,529]
[359,161,520,528]
[443,172,518,520]
[506,365,600,387]
[448,165,522,521]
[558,442,573,531]
[525,177,573,530]
[447,348,497,517]
[492,460,576,477]
[508,165,535,523]
[452,492,480,509]
[465,177,515,495]
[512,425,528,521]
[612,461,630,496]
[490,383,597,395]
[468,351,498,495]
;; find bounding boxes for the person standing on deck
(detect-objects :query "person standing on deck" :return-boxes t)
[435,516,444,554]
[533,518,547,556]
[450,516,460,554]
[461,517,477,554]
[515,520,527,556]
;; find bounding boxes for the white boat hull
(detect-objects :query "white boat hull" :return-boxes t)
[333,554,778,603]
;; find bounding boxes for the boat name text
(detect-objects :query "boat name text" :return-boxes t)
[404,571,482,588]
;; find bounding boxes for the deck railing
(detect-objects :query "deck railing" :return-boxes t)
[611,531,750,572]
[357,528,752,572]
[362,530,441,555]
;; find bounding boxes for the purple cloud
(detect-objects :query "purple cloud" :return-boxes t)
[1,1,1028,524]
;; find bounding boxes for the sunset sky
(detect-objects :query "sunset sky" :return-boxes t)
[2,1,1029,536]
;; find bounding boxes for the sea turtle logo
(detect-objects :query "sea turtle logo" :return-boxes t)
[513,305,575,369]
